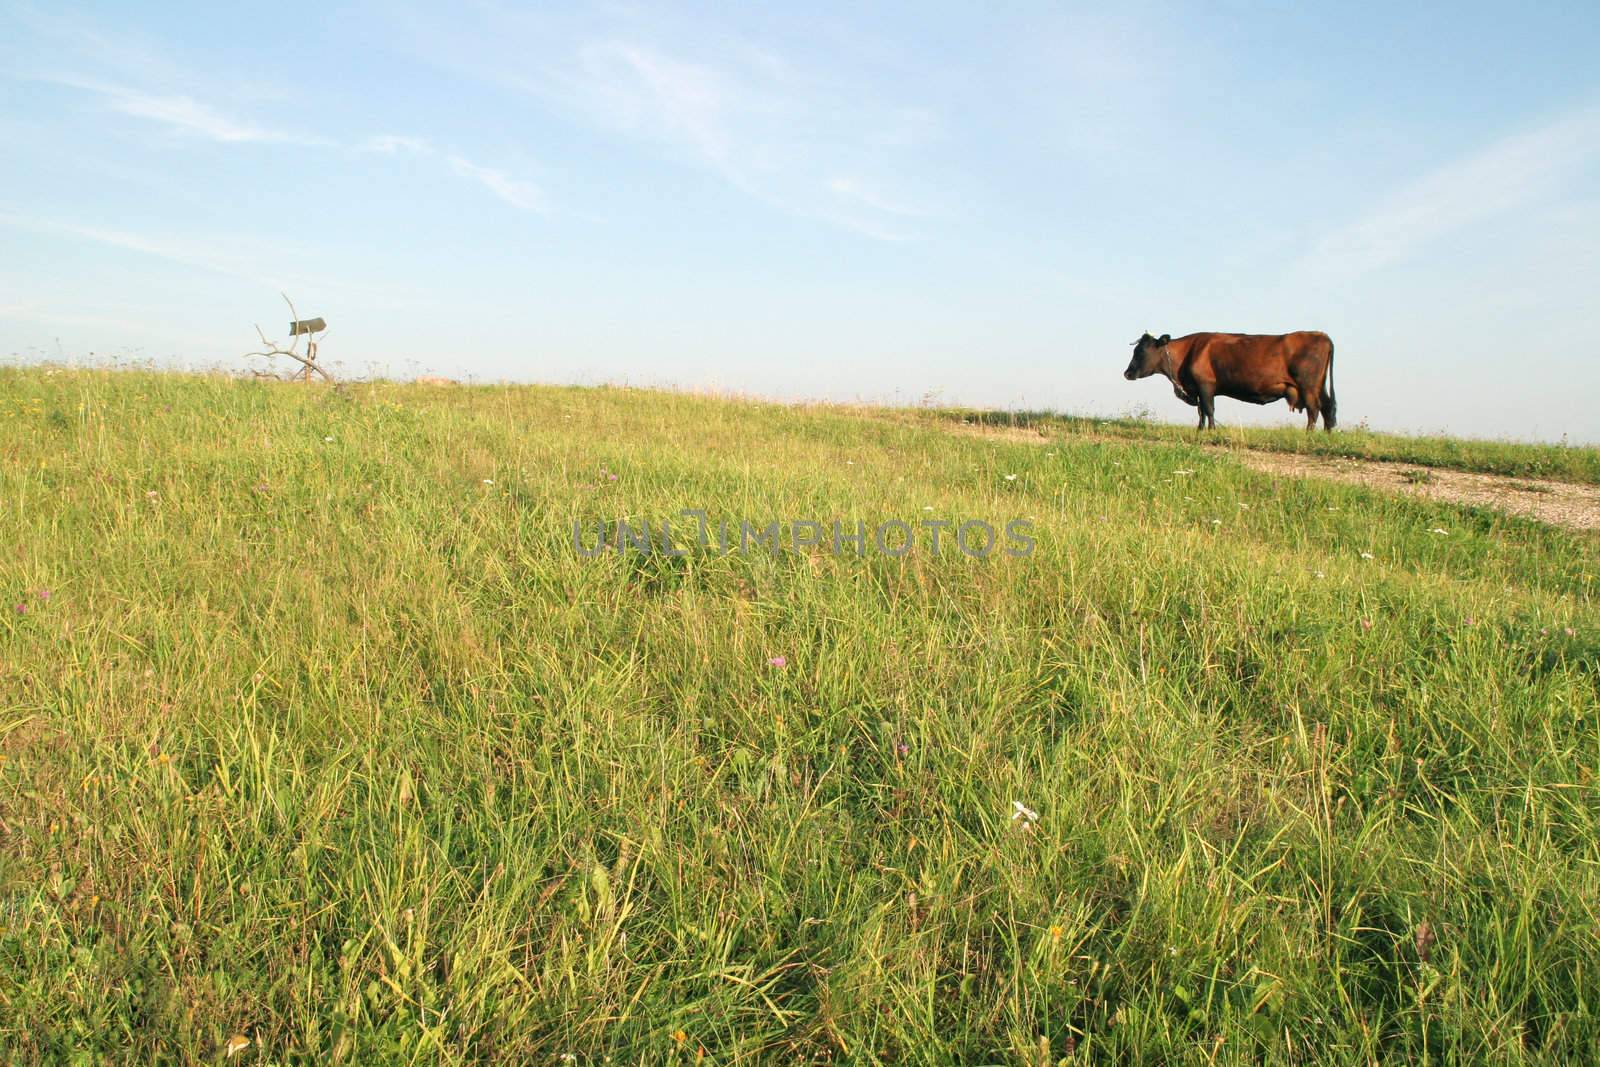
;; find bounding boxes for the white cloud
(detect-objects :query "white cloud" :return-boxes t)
[360,133,431,154]
[0,211,308,288]
[1308,105,1600,277]
[447,155,545,212]
[574,40,733,166]
[47,76,328,145]
[384,8,940,240]
[41,76,543,212]
[826,177,928,219]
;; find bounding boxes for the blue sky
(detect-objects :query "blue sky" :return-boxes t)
[3,2,1598,441]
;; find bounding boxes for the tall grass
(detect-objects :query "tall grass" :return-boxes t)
[2,368,1597,1064]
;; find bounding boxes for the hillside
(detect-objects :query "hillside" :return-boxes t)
[2,369,1597,1064]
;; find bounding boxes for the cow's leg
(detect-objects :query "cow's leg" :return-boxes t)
[1196,384,1216,430]
[1291,368,1324,431]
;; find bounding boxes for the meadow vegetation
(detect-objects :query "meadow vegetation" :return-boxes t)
[1,368,1597,1064]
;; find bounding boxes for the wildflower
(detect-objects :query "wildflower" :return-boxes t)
[146,490,158,499]
[1565,627,1576,637]
[36,589,50,600]
[1011,800,1040,825]
[767,656,787,669]
[323,435,334,443]
[1004,474,1017,481]
[13,603,25,616]
[846,460,855,465]
[896,741,910,757]
[1465,616,1475,626]
[923,505,934,511]
[1173,468,1194,476]
[1359,552,1374,560]
[672,1029,688,1046]
[1239,502,1250,510]
[1360,618,1373,632]
[1314,571,1325,579]
[1429,527,1448,536]
[1210,518,1222,526]
[560,1055,577,1065]
[482,478,494,485]
[1049,924,1063,942]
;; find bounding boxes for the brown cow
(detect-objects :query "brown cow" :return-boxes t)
[1123,331,1337,431]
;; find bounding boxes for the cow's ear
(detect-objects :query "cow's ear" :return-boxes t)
[1158,334,1171,345]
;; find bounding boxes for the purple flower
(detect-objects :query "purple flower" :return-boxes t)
[12,603,25,616]
[767,656,787,669]
[1464,616,1475,626]
[36,589,50,601]
[896,742,910,757]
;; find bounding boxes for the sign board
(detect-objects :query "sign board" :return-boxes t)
[288,317,326,336]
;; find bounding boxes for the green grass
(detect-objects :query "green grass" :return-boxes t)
[923,407,1600,485]
[2,367,1597,1064]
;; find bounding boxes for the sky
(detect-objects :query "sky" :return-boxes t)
[3,2,1599,441]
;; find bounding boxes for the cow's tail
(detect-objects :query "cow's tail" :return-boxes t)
[1321,339,1337,430]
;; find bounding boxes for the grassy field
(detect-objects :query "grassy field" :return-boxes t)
[923,408,1600,485]
[2,367,1598,1064]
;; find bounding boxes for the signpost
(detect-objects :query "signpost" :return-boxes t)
[244,295,335,383]
[288,318,326,382]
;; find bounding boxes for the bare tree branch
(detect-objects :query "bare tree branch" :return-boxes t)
[243,293,335,383]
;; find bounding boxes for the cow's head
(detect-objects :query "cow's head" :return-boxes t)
[1124,333,1171,380]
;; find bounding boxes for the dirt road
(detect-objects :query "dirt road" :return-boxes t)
[940,421,1600,532]
[1229,450,1600,531]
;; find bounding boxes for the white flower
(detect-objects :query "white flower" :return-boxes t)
[1360,552,1374,560]
[1010,800,1040,824]
[482,478,494,485]
[1210,518,1222,526]
[847,460,855,465]
[1429,527,1449,536]
[1238,503,1250,510]
[324,435,334,442]
[1173,468,1194,476]
[923,505,935,511]
[1315,571,1325,579]
[1004,474,1017,481]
